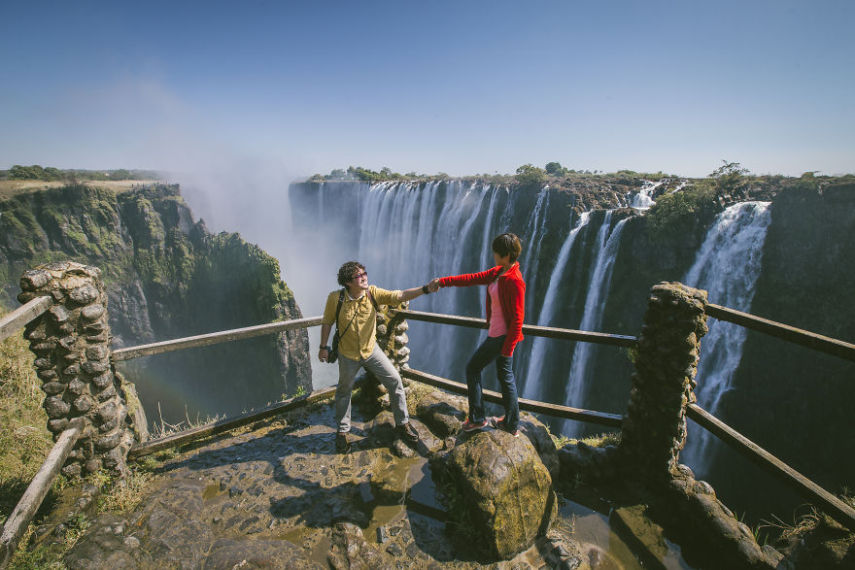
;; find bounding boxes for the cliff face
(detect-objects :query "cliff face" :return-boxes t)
[0,184,311,424]
[712,183,855,513]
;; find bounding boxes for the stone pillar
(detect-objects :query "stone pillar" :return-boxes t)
[617,281,708,482]
[18,262,142,478]
[376,302,410,372]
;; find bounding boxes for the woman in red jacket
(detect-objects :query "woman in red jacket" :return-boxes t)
[436,233,526,436]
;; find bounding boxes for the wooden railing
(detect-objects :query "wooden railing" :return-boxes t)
[0,296,52,343]
[109,302,855,530]
[403,306,855,531]
[5,288,854,568]
[393,309,638,348]
[706,303,855,363]
[112,317,324,361]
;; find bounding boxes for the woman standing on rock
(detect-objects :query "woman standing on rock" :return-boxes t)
[433,233,525,437]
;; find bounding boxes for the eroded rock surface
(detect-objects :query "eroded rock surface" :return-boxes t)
[62,397,588,569]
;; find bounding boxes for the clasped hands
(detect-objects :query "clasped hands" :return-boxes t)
[425,278,441,293]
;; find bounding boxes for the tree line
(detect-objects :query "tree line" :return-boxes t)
[0,165,160,182]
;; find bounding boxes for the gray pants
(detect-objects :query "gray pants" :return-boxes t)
[335,343,409,433]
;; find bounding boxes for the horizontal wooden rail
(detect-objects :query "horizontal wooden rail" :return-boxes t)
[0,296,52,343]
[687,404,855,532]
[0,419,83,569]
[129,383,347,459]
[403,368,623,428]
[391,309,637,348]
[113,316,324,362]
[706,304,855,363]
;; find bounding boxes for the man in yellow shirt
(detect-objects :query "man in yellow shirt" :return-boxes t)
[319,261,439,453]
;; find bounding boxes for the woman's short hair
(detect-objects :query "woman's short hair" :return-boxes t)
[492,233,522,263]
[337,261,366,286]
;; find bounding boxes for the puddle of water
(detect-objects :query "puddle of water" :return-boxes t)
[362,455,445,542]
[281,526,332,567]
[559,496,692,570]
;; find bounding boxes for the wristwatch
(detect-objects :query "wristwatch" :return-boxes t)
[320,345,331,351]
[421,284,431,295]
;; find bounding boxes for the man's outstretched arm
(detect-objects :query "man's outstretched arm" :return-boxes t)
[397,281,438,302]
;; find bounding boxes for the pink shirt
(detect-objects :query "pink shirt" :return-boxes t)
[488,280,508,337]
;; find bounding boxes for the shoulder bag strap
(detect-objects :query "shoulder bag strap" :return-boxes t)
[336,289,359,337]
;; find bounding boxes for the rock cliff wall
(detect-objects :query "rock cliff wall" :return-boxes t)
[0,184,311,424]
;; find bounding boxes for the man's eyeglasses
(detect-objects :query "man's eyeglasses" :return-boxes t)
[351,271,367,280]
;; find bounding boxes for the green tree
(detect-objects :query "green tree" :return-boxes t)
[545,161,565,176]
[515,164,547,188]
[709,160,749,197]
[646,184,718,242]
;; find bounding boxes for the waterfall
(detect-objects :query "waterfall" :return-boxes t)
[681,201,772,470]
[563,213,629,432]
[521,188,551,303]
[522,212,591,401]
[290,182,772,446]
[628,180,660,210]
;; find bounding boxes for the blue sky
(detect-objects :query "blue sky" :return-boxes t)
[1,0,853,178]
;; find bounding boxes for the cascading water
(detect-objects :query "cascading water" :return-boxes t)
[522,211,591,401]
[562,214,629,433]
[289,180,771,445]
[680,201,772,471]
[628,180,660,210]
[352,181,504,378]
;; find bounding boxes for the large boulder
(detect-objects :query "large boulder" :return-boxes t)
[442,429,555,561]
[416,390,467,438]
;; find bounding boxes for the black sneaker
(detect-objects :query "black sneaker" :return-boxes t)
[335,432,350,454]
[397,422,420,445]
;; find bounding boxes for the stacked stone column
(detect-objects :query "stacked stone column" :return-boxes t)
[617,281,708,482]
[376,301,410,372]
[18,261,138,478]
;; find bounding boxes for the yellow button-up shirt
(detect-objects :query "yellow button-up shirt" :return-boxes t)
[322,285,401,361]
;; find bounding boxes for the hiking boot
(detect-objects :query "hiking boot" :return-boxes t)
[397,422,420,445]
[462,418,488,432]
[335,432,350,454]
[491,416,520,437]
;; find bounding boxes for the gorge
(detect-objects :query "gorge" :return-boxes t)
[0,184,311,427]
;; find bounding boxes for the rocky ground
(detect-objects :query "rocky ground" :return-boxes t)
[49,388,655,569]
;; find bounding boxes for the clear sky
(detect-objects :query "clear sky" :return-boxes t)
[2,0,853,178]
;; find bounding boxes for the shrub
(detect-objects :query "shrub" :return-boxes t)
[646,183,719,243]
[515,164,547,188]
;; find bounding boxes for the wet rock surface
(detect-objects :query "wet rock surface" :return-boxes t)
[64,394,610,569]
[441,428,555,561]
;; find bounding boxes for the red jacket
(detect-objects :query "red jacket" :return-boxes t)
[438,263,526,356]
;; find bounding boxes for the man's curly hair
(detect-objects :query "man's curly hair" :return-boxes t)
[337,261,366,287]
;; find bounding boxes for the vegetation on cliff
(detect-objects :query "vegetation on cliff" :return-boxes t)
[0,307,54,528]
[0,165,161,183]
[0,183,311,426]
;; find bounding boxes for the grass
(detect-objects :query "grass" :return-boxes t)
[0,180,158,200]
[554,430,622,450]
[0,318,55,527]
[0,304,159,568]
